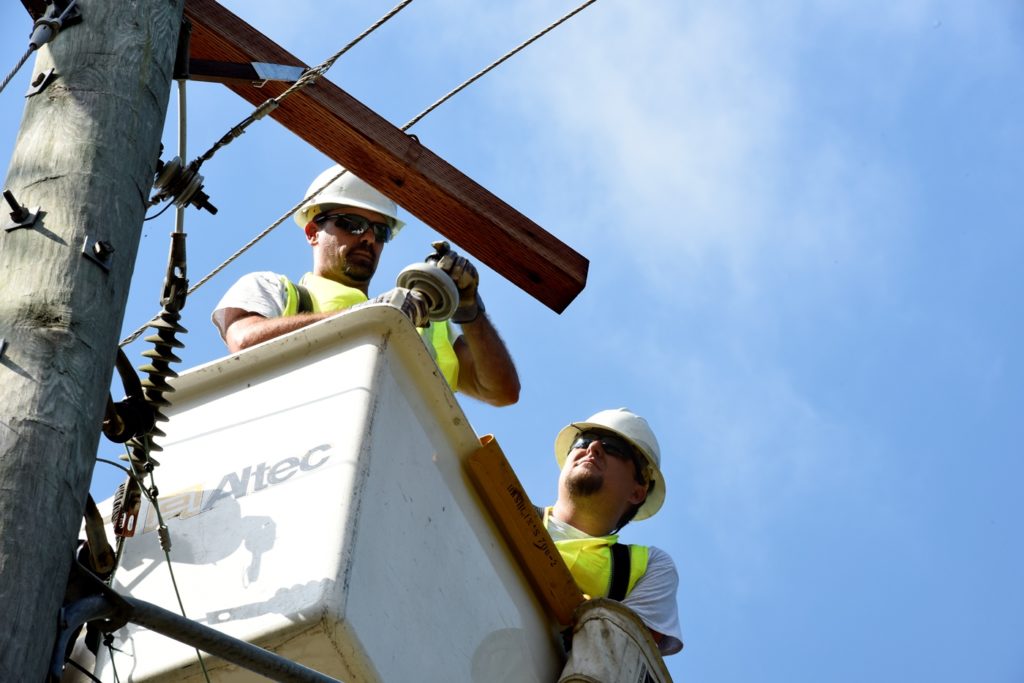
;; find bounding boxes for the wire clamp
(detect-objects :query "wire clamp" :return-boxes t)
[251,98,279,120]
[2,189,40,231]
[29,0,82,51]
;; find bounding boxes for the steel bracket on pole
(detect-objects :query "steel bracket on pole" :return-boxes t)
[50,557,342,682]
[50,559,131,681]
[82,235,114,272]
[188,58,305,86]
[26,67,58,97]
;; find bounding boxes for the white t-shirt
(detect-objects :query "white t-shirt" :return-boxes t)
[546,514,684,656]
[211,271,290,339]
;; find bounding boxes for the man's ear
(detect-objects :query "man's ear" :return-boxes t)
[304,222,319,245]
[627,481,649,507]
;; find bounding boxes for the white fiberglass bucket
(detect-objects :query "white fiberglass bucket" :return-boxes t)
[94,305,561,682]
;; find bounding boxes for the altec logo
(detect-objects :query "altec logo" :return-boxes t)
[140,444,332,534]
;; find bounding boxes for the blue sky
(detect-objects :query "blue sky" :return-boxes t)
[3,1,1023,681]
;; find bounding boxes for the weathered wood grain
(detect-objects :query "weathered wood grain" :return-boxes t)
[0,1,183,678]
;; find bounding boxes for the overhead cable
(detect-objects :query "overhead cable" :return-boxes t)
[0,48,33,97]
[404,0,598,129]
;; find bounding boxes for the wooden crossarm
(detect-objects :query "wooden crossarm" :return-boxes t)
[183,0,588,313]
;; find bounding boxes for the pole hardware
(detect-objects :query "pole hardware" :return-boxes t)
[2,189,41,231]
[82,235,114,272]
[103,349,157,444]
[25,66,58,97]
[50,556,342,683]
[125,232,189,467]
[151,156,217,215]
[172,18,192,81]
[186,59,305,87]
[29,0,82,51]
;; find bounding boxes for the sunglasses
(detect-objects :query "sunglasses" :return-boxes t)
[314,212,394,244]
[572,432,638,463]
[573,432,649,484]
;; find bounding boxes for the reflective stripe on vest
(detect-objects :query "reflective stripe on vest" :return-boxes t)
[543,507,648,600]
[281,274,459,390]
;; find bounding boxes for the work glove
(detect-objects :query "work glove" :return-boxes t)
[368,287,431,328]
[426,241,484,324]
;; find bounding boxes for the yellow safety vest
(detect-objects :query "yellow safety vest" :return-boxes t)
[544,507,648,600]
[281,273,459,390]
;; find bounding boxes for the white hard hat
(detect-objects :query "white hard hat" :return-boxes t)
[293,164,405,235]
[554,408,665,520]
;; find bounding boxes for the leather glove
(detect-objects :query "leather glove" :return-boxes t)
[368,287,431,328]
[426,241,484,323]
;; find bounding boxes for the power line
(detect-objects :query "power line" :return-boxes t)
[404,0,598,130]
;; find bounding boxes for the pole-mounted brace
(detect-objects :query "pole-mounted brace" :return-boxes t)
[82,235,114,272]
[49,554,341,682]
[2,189,41,231]
[26,66,58,97]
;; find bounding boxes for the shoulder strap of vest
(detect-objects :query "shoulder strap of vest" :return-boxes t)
[295,284,314,314]
[608,543,631,601]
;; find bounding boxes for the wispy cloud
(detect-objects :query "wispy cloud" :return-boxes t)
[486,1,921,311]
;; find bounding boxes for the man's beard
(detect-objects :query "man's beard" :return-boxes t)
[343,264,374,282]
[343,254,376,282]
[565,468,604,497]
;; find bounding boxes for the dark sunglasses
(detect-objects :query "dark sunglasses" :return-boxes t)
[313,212,394,244]
[573,432,648,484]
[572,432,636,462]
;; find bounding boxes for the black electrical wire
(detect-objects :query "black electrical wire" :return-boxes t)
[143,200,175,222]
[65,657,104,683]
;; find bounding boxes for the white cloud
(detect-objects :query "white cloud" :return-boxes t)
[484,0,920,312]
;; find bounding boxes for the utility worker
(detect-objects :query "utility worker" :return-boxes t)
[544,408,683,655]
[212,165,520,406]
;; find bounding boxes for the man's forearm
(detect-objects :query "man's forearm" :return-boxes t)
[225,311,334,353]
[455,312,520,406]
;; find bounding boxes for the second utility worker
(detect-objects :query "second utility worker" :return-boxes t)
[212,165,520,406]
[544,408,683,656]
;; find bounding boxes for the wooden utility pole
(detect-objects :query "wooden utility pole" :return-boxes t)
[0,0,183,679]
